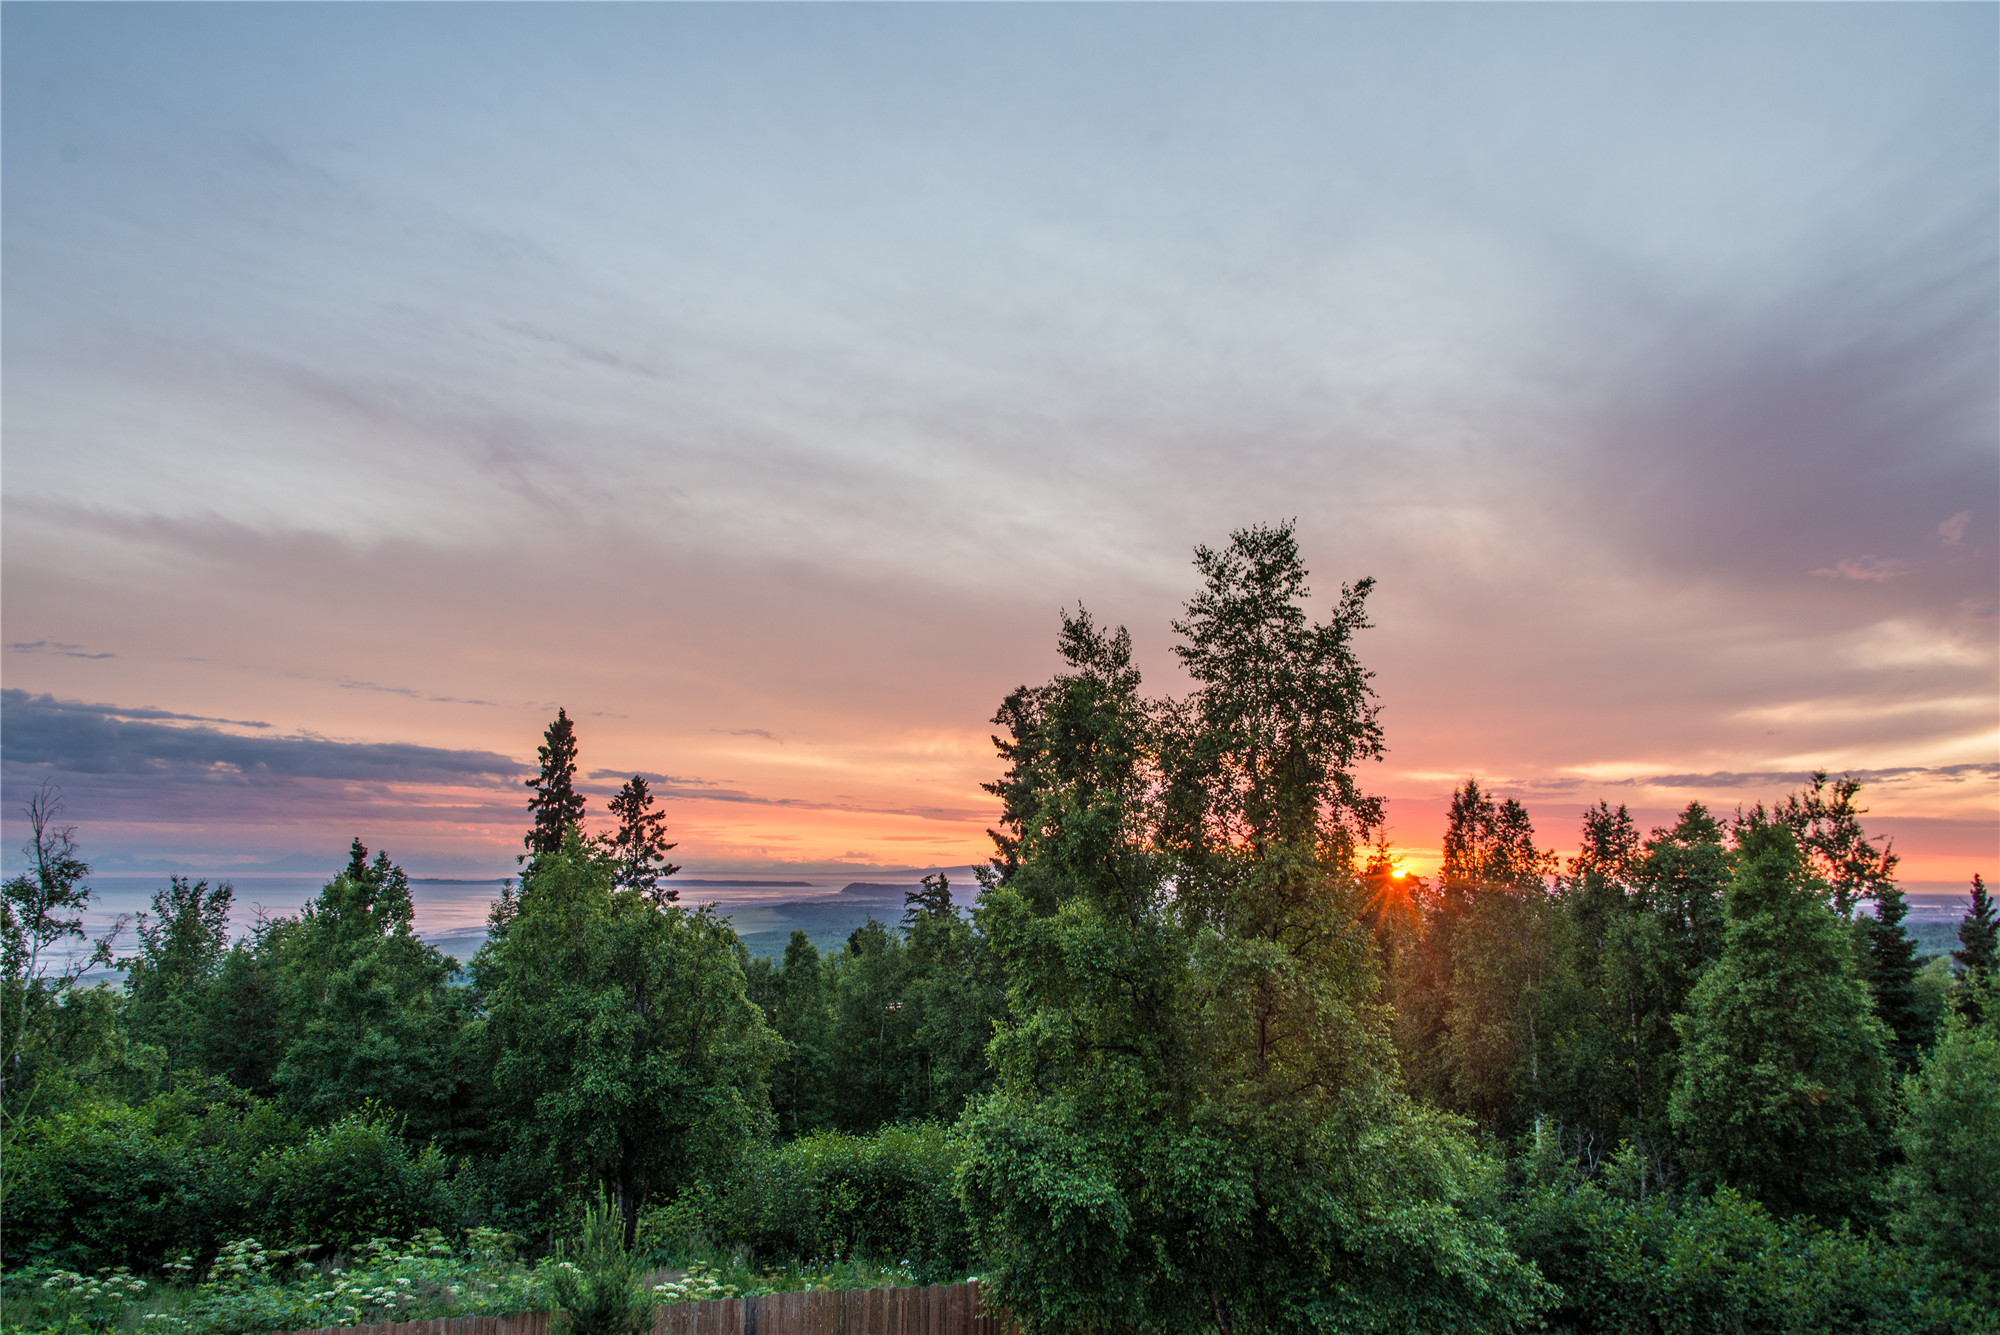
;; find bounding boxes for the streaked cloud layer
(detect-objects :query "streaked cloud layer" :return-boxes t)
[3,6,1993,884]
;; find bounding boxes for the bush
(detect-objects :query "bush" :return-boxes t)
[1,1092,450,1275]
[1501,1145,1986,1334]
[250,1111,453,1249]
[0,1092,248,1272]
[660,1122,974,1281]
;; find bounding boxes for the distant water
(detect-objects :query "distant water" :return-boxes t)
[57,871,1981,974]
[62,868,985,971]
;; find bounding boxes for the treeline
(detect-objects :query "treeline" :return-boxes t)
[5,521,1998,1335]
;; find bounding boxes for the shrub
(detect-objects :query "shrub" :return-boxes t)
[250,1110,452,1249]
[664,1122,973,1280]
[1,1095,238,1271]
[1500,1145,1985,1334]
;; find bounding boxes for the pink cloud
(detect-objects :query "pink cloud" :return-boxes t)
[1939,511,1972,546]
[1810,554,1917,582]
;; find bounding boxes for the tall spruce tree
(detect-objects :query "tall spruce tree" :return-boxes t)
[1668,812,1891,1220]
[1954,874,1997,1021]
[605,776,680,901]
[1955,873,1997,979]
[1863,880,1928,1070]
[525,709,588,856]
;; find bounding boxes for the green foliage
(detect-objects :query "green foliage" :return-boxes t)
[547,1200,655,1335]
[963,531,1549,1335]
[115,1232,548,1335]
[1863,881,1929,1071]
[120,877,233,1083]
[476,837,780,1235]
[12,546,1993,1333]
[703,1122,974,1281]
[25,1265,151,1333]
[1159,519,1384,855]
[251,1111,453,1251]
[2,1086,270,1273]
[1776,771,1899,919]
[1669,815,1892,1220]
[263,847,471,1143]
[749,931,835,1137]
[1501,1156,1979,1335]
[1392,780,1560,1131]
[197,933,283,1098]
[747,900,1001,1139]
[0,1088,449,1274]
[1883,1011,2000,1304]
[2,783,120,1130]
[1956,875,1998,1021]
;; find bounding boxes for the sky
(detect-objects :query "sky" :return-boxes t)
[3,4,1995,901]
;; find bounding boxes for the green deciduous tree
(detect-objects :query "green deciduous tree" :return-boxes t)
[1669,813,1892,1220]
[1776,770,1898,918]
[199,921,285,1096]
[962,528,1548,1335]
[476,837,780,1239]
[120,876,233,1082]
[264,842,471,1142]
[2,783,122,1129]
[1435,783,1558,1131]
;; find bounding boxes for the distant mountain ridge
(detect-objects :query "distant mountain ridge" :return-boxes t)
[838,881,923,899]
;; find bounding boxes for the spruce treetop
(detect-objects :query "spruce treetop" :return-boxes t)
[525,708,587,857]
[605,775,680,902]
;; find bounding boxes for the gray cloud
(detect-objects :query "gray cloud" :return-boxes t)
[1,690,520,783]
[586,768,987,824]
[336,678,506,708]
[7,640,118,659]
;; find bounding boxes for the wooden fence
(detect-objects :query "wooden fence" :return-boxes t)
[282,1282,1012,1335]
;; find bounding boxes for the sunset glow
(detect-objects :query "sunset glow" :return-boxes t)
[2,5,1992,911]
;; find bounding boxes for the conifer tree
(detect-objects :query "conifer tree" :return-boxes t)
[1668,812,1891,1220]
[1955,874,1997,979]
[605,776,680,901]
[1863,880,1928,1070]
[1954,874,1997,1021]
[525,708,587,856]
[902,871,953,925]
